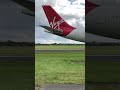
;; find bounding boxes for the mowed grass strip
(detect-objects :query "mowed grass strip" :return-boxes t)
[0,46,34,56]
[35,51,85,87]
[0,61,34,90]
[87,61,120,83]
[86,61,120,90]
[35,45,85,50]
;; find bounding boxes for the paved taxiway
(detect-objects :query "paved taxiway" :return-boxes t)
[0,56,34,60]
[86,55,120,60]
[36,84,85,90]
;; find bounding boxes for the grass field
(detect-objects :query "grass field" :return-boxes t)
[35,45,85,50]
[86,60,120,90]
[1,45,119,55]
[87,61,120,83]
[35,45,85,87]
[35,45,120,89]
[0,60,34,90]
[0,46,34,56]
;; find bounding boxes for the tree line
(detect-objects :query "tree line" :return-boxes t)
[0,40,34,46]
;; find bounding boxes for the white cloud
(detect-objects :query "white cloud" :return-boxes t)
[35,0,85,44]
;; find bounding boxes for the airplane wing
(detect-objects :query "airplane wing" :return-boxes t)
[12,0,35,16]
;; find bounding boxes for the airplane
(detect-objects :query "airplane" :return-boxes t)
[12,0,120,41]
[41,5,85,42]
[12,0,35,16]
[41,0,120,42]
[86,0,120,40]
[12,0,85,42]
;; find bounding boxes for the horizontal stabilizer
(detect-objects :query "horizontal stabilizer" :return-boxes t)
[40,25,63,36]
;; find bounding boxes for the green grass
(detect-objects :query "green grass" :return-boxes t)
[35,45,85,50]
[35,51,85,87]
[86,60,120,90]
[86,46,120,90]
[0,46,34,56]
[0,61,34,90]
[87,61,120,83]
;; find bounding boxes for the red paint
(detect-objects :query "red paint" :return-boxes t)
[42,5,76,36]
[86,0,99,15]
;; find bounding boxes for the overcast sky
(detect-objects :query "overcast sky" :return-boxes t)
[1,0,120,43]
[35,0,85,44]
[35,0,120,44]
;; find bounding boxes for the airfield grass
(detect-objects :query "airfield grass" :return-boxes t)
[0,60,34,90]
[1,45,119,55]
[35,51,85,87]
[87,61,120,83]
[0,46,34,56]
[86,46,120,90]
[36,45,120,55]
[35,45,85,50]
[86,61,120,90]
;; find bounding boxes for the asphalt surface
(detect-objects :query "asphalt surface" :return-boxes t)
[0,56,34,61]
[36,84,85,90]
[35,49,84,52]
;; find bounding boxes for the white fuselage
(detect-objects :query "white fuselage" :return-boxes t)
[65,28,85,42]
[63,0,120,42]
[86,0,120,39]
[42,1,120,42]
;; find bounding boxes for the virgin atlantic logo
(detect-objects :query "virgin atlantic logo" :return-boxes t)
[50,17,64,31]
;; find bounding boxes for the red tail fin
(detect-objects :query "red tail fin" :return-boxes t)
[86,0,99,14]
[42,5,76,36]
